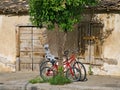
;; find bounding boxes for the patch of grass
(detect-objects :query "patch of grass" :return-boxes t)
[29,66,71,85]
[29,76,47,84]
[49,66,71,85]
[49,74,71,85]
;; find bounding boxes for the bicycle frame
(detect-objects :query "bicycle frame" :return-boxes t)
[45,53,76,77]
[41,45,82,81]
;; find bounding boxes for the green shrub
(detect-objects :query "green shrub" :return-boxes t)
[29,66,71,85]
[88,65,93,75]
[49,66,71,85]
[49,74,71,85]
[29,76,47,84]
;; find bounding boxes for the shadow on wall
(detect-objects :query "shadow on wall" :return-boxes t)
[47,28,78,57]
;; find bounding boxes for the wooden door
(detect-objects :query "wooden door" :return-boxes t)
[16,26,47,71]
[78,22,103,64]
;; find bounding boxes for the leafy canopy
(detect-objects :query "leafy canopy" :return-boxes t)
[29,0,97,31]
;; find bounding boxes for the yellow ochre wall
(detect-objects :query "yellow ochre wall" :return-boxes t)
[0,15,30,72]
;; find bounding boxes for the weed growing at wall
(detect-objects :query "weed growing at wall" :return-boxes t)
[49,66,71,85]
[29,66,71,85]
[29,76,47,84]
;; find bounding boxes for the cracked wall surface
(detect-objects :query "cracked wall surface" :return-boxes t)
[0,14,120,75]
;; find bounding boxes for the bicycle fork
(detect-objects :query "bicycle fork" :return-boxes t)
[69,67,74,76]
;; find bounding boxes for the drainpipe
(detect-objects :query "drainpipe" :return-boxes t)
[88,22,91,63]
[15,26,20,71]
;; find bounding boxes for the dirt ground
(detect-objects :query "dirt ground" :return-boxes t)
[0,71,120,90]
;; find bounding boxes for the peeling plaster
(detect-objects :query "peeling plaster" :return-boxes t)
[0,54,13,62]
[91,14,120,76]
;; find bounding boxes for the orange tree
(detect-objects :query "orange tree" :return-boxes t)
[29,0,97,31]
[29,0,97,65]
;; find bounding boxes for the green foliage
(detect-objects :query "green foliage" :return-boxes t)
[49,66,71,85]
[29,0,97,31]
[49,73,71,85]
[29,67,71,85]
[29,76,47,84]
[88,65,93,75]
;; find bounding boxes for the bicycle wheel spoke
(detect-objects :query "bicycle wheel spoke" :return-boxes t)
[40,67,54,80]
[66,67,81,82]
[39,60,53,71]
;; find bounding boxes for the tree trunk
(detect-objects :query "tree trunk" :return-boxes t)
[55,24,67,66]
[47,23,68,67]
[57,32,67,66]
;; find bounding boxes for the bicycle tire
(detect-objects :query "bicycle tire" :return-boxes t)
[39,59,52,70]
[73,61,87,81]
[40,67,54,81]
[66,67,81,82]
[39,60,52,72]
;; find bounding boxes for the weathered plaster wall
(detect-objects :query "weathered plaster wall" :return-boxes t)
[0,14,120,76]
[0,16,2,29]
[92,14,120,76]
[0,15,30,72]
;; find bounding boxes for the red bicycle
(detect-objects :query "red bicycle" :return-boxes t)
[40,50,81,81]
[63,50,87,81]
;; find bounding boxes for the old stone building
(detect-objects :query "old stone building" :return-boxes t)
[0,0,120,76]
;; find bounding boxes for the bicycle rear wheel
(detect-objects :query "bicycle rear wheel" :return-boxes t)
[40,67,54,81]
[73,61,86,81]
[66,67,81,82]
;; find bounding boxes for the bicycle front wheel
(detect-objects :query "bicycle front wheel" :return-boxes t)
[39,60,53,71]
[66,67,81,82]
[40,67,54,81]
[73,61,86,81]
